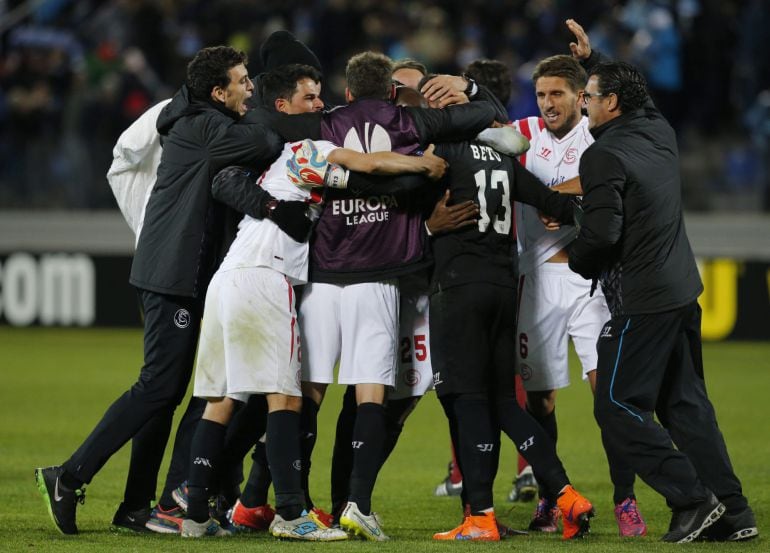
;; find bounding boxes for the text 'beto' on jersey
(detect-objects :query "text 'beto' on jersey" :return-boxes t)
[429,141,518,293]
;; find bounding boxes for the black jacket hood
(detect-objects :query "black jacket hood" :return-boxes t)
[157,85,192,136]
[157,85,239,136]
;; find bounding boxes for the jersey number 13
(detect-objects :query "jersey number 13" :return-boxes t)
[474,169,511,234]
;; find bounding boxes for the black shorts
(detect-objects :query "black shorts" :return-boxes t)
[429,282,516,397]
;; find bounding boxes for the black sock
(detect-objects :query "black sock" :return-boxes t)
[348,402,386,515]
[267,410,304,521]
[299,397,320,510]
[158,397,206,508]
[527,405,558,442]
[382,396,419,464]
[216,395,268,505]
[454,394,497,514]
[438,394,467,507]
[495,396,568,498]
[330,386,357,517]
[527,405,558,500]
[187,419,227,522]
[491,434,501,490]
[241,437,271,507]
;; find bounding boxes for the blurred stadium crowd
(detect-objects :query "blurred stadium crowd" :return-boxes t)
[1,0,769,210]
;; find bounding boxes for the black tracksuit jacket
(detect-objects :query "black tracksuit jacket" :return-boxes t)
[129,86,284,298]
[568,52,702,317]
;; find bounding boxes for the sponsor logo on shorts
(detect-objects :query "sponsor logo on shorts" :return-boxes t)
[403,368,420,387]
[519,436,535,452]
[174,308,190,328]
[476,443,494,452]
[600,324,613,339]
[193,456,212,467]
[433,372,443,386]
[520,364,532,381]
[351,441,364,449]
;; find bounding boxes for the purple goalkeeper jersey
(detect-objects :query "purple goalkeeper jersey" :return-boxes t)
[311,98,427,283]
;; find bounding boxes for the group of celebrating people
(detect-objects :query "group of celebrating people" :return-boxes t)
[35,18,757,544]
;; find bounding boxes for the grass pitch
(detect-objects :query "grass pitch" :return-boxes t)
[0,327,767,552]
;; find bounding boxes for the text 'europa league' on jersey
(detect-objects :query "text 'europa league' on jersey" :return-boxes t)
[330,194,399,226]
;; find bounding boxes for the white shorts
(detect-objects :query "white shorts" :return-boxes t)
[299,280,399,387]
[516,262,609,392]
[194,267,302,402]
[392,293,434,400]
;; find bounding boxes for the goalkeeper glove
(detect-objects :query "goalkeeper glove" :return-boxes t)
[287,139,348,189]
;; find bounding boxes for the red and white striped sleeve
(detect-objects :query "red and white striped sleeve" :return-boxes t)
[510,116,542,168]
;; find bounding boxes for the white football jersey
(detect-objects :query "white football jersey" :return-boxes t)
[219,140,336,284]
[512,116,593,274]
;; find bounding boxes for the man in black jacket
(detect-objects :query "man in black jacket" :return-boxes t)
[566,19,757,544]
[34,45,308,536]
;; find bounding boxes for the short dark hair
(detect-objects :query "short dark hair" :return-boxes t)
[261,64,322,109]
[395,85,427,108]
[186,46,248,100]
[465,59,512,105]
[532,55,587,93]
[392,58,428,77]
[590,61,649,113]
[416,73,438,94]
[346,51,394,100]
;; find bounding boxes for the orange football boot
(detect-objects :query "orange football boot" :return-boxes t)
[433,511,500,541]
[557,485,595,539]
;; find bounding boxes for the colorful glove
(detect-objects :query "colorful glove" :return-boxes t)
[287,139,348,189]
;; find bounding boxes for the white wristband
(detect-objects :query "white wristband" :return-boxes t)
[323,164,349,189]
